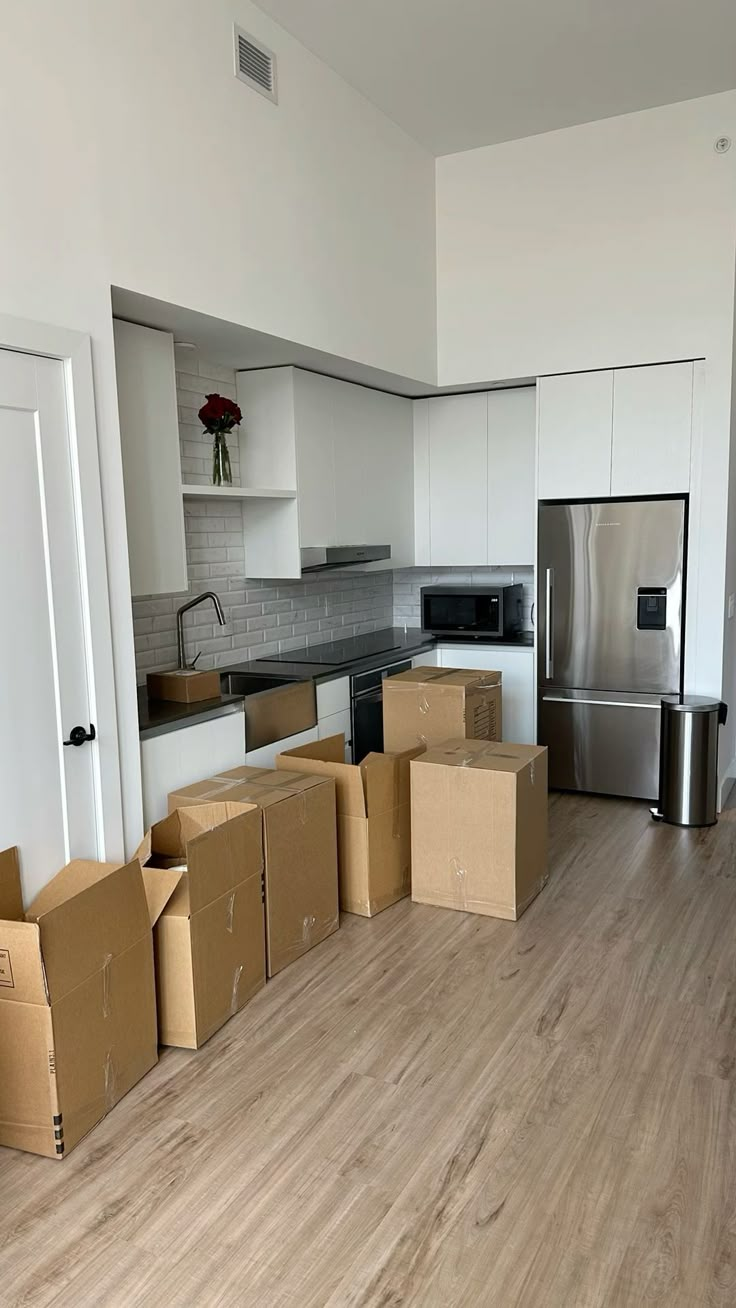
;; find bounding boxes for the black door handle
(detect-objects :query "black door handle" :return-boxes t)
[63,724,96,747]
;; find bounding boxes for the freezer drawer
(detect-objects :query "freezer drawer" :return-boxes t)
[539,689,661,800]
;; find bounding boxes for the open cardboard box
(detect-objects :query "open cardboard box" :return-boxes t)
[136,802,266,1048]
[276,734,423,917]
[0,848,169,1159]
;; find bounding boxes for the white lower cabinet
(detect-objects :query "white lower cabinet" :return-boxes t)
[141,710,246,830]
[437,645,536,744]
[246,725,319,768]
[412,649,440,668]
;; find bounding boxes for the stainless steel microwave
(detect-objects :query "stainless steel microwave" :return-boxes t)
[421,584,524,640]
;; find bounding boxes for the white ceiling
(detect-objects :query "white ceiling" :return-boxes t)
[252,0,736,155]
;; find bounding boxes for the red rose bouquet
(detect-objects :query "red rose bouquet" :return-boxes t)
[198,393,242,486]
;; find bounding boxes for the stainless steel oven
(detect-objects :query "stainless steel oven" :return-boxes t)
[351,658,412,762]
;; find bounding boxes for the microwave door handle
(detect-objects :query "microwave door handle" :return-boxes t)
[545,568,554,681]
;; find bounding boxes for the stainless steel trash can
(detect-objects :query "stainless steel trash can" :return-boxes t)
[652,696,727,827]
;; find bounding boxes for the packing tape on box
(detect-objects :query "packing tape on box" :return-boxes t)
[225,891,235,933]
[230,963,243,1016]
[103,1050,117,1112]
[302,913,317,943]
[418,695,431,716]
[101,953,113,1019]
[298,792,308,826]
[392,760,402,840]
[530,759,536,786]
[450,856,468,909]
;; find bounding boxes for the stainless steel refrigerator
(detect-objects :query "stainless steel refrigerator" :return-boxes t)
[537,497,686,800]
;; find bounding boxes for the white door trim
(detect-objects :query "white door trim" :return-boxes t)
[0,313,123,860]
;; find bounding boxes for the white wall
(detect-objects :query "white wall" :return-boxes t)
[436,92,736,775]
[0,0,436,856]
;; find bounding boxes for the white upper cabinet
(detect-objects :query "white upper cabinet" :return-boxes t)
[610,362,693,497]
[113,319,187,597]
[428,393,488,565]
[487,387,536,564]
[333,380,414,568]
[414,387,536,566]
[537,370,614,501]
[293,369,336,548]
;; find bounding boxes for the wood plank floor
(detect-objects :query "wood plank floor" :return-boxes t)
[3,791,736,1307]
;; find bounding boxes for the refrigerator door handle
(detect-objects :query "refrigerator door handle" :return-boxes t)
[545,567,554,680]
[541,695,661,710]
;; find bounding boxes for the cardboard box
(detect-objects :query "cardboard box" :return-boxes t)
[136,803,266,1048]
[168,768,338,978]
[275,734,422,917]
[383,666,502,754]
[147,669,221,703]
[410,739,548,921]
[0,848,166,1159]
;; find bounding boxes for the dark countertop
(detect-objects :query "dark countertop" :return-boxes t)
[138,629,534,739]
[138,685,244,741]
[231,628,438,685]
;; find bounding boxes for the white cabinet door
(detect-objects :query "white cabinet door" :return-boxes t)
[537,371,613,501]
[611,362,693,497]
[142,711,245,830]
[428,393,488,565]
[316,676,350,718]
[487,388,536,564]
[294,369,336,548]
[246,725,319,768]
[333,380,414,566]
[437,645,536,744]
[114,320,187,596]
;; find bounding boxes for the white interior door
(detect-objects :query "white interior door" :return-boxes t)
[0,349,99,902]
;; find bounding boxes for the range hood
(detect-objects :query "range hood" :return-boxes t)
[300,545,391,573]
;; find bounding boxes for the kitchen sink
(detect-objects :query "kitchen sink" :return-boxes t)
[219,671,317,750]
[220,672,301,697]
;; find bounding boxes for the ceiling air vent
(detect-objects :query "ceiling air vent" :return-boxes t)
[234,26,277,104]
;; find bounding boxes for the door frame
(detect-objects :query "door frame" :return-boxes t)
[0,313,123,860]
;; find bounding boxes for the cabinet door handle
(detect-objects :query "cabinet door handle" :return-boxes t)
[545,568,554,680]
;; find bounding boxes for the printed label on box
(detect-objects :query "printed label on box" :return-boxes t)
[0,948,14,988]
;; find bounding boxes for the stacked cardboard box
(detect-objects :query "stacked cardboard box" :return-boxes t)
[411,739,549,921]
[168,766,338,977]
[383,666,502,753]
[136,802,266,1048]
[276,734,422,917]
[0,848,170,1159]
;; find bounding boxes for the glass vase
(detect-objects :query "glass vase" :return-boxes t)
[212,432,233,486]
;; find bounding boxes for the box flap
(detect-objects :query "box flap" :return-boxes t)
[277,736,368,817]
[28,859,150,1003]
[148,805,263,915]
[141,866,184,928]
[0,920,49,1005]
[360,749,422,817]
[416,739,546,774]
[0,848,23,922]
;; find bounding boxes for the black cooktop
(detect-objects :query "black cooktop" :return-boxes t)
[257,630,405,668]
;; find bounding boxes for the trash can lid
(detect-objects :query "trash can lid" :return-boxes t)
[661,694,725,713]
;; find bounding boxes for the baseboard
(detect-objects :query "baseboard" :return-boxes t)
[719,759,736,811]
